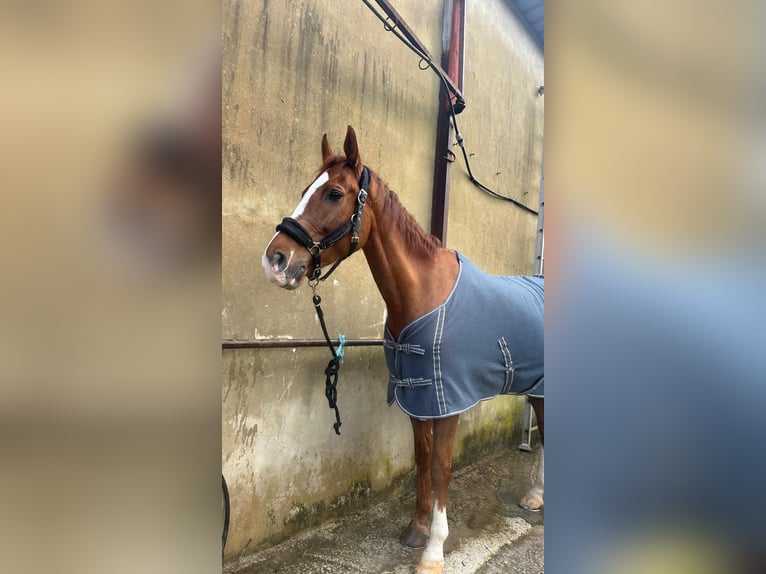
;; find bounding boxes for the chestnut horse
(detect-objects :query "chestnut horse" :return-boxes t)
[263,126,544,574]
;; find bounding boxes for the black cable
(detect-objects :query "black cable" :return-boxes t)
[360,0,538,215]
[446,90,539,215]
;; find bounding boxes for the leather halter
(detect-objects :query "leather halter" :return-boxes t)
[276,166,370,283]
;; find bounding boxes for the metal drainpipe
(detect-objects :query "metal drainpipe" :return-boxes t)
[521,137,544,452]
[534,149,544,275]
[430,0,465,243]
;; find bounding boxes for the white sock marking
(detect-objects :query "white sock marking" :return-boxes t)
[291,171,329,218]
[421,502,448,564]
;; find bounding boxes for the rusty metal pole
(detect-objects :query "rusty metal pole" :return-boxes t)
[430,0,465,244]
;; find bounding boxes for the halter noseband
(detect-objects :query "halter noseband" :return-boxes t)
[276,166,370,283]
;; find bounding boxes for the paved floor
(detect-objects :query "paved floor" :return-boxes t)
[226,445,544,574]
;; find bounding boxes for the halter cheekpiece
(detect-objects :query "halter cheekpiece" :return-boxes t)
[275,166,370,283]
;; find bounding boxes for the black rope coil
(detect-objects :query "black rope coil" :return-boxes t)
[313,293,343,435]
[324,357,342,435]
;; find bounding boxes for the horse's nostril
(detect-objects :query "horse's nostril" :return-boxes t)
[271,250,287,272]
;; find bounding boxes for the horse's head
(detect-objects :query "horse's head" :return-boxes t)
[262,125,372,289]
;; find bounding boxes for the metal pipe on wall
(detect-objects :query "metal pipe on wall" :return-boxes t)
[534,148,544,275]
[223,339,384,349]
[521,144,544,451]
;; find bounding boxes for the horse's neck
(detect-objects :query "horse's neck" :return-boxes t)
[362,181,459,340]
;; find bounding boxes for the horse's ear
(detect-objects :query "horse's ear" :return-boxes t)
[343,125,362,175]
[321,133,333,160]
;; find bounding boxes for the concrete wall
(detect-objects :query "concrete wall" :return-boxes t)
[222,0,543,559]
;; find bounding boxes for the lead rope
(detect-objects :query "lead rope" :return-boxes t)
[311,281,343,435]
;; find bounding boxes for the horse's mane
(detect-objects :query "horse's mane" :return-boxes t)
[319,157,442,257]
[376,178,442,257]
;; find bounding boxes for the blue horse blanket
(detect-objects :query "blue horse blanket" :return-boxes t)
[385,253,544,419]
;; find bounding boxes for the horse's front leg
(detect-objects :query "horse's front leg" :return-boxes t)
[400,417,433,548]
[417,415,459,574]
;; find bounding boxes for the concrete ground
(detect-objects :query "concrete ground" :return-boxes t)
[226,443,544,574]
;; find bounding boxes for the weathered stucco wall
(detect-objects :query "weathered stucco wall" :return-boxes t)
[222,0,543,559]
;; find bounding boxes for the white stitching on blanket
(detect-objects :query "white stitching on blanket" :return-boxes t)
[433,306,446,415]
[389,374,433,388]
[498,337,515,394]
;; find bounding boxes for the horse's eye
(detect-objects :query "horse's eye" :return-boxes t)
[326,189,343,203]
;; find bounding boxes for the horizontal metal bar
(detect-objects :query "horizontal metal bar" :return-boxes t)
[222,339,384,349]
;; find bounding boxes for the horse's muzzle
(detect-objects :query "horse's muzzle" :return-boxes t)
[262,249,307,289]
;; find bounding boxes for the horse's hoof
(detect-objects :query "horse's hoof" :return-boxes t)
[400,522,429,548]
[416,560,444,574]
[518,492,544,512]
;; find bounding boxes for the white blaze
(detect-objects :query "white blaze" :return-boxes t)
[261,171,329,287]
[291,171,329,218]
